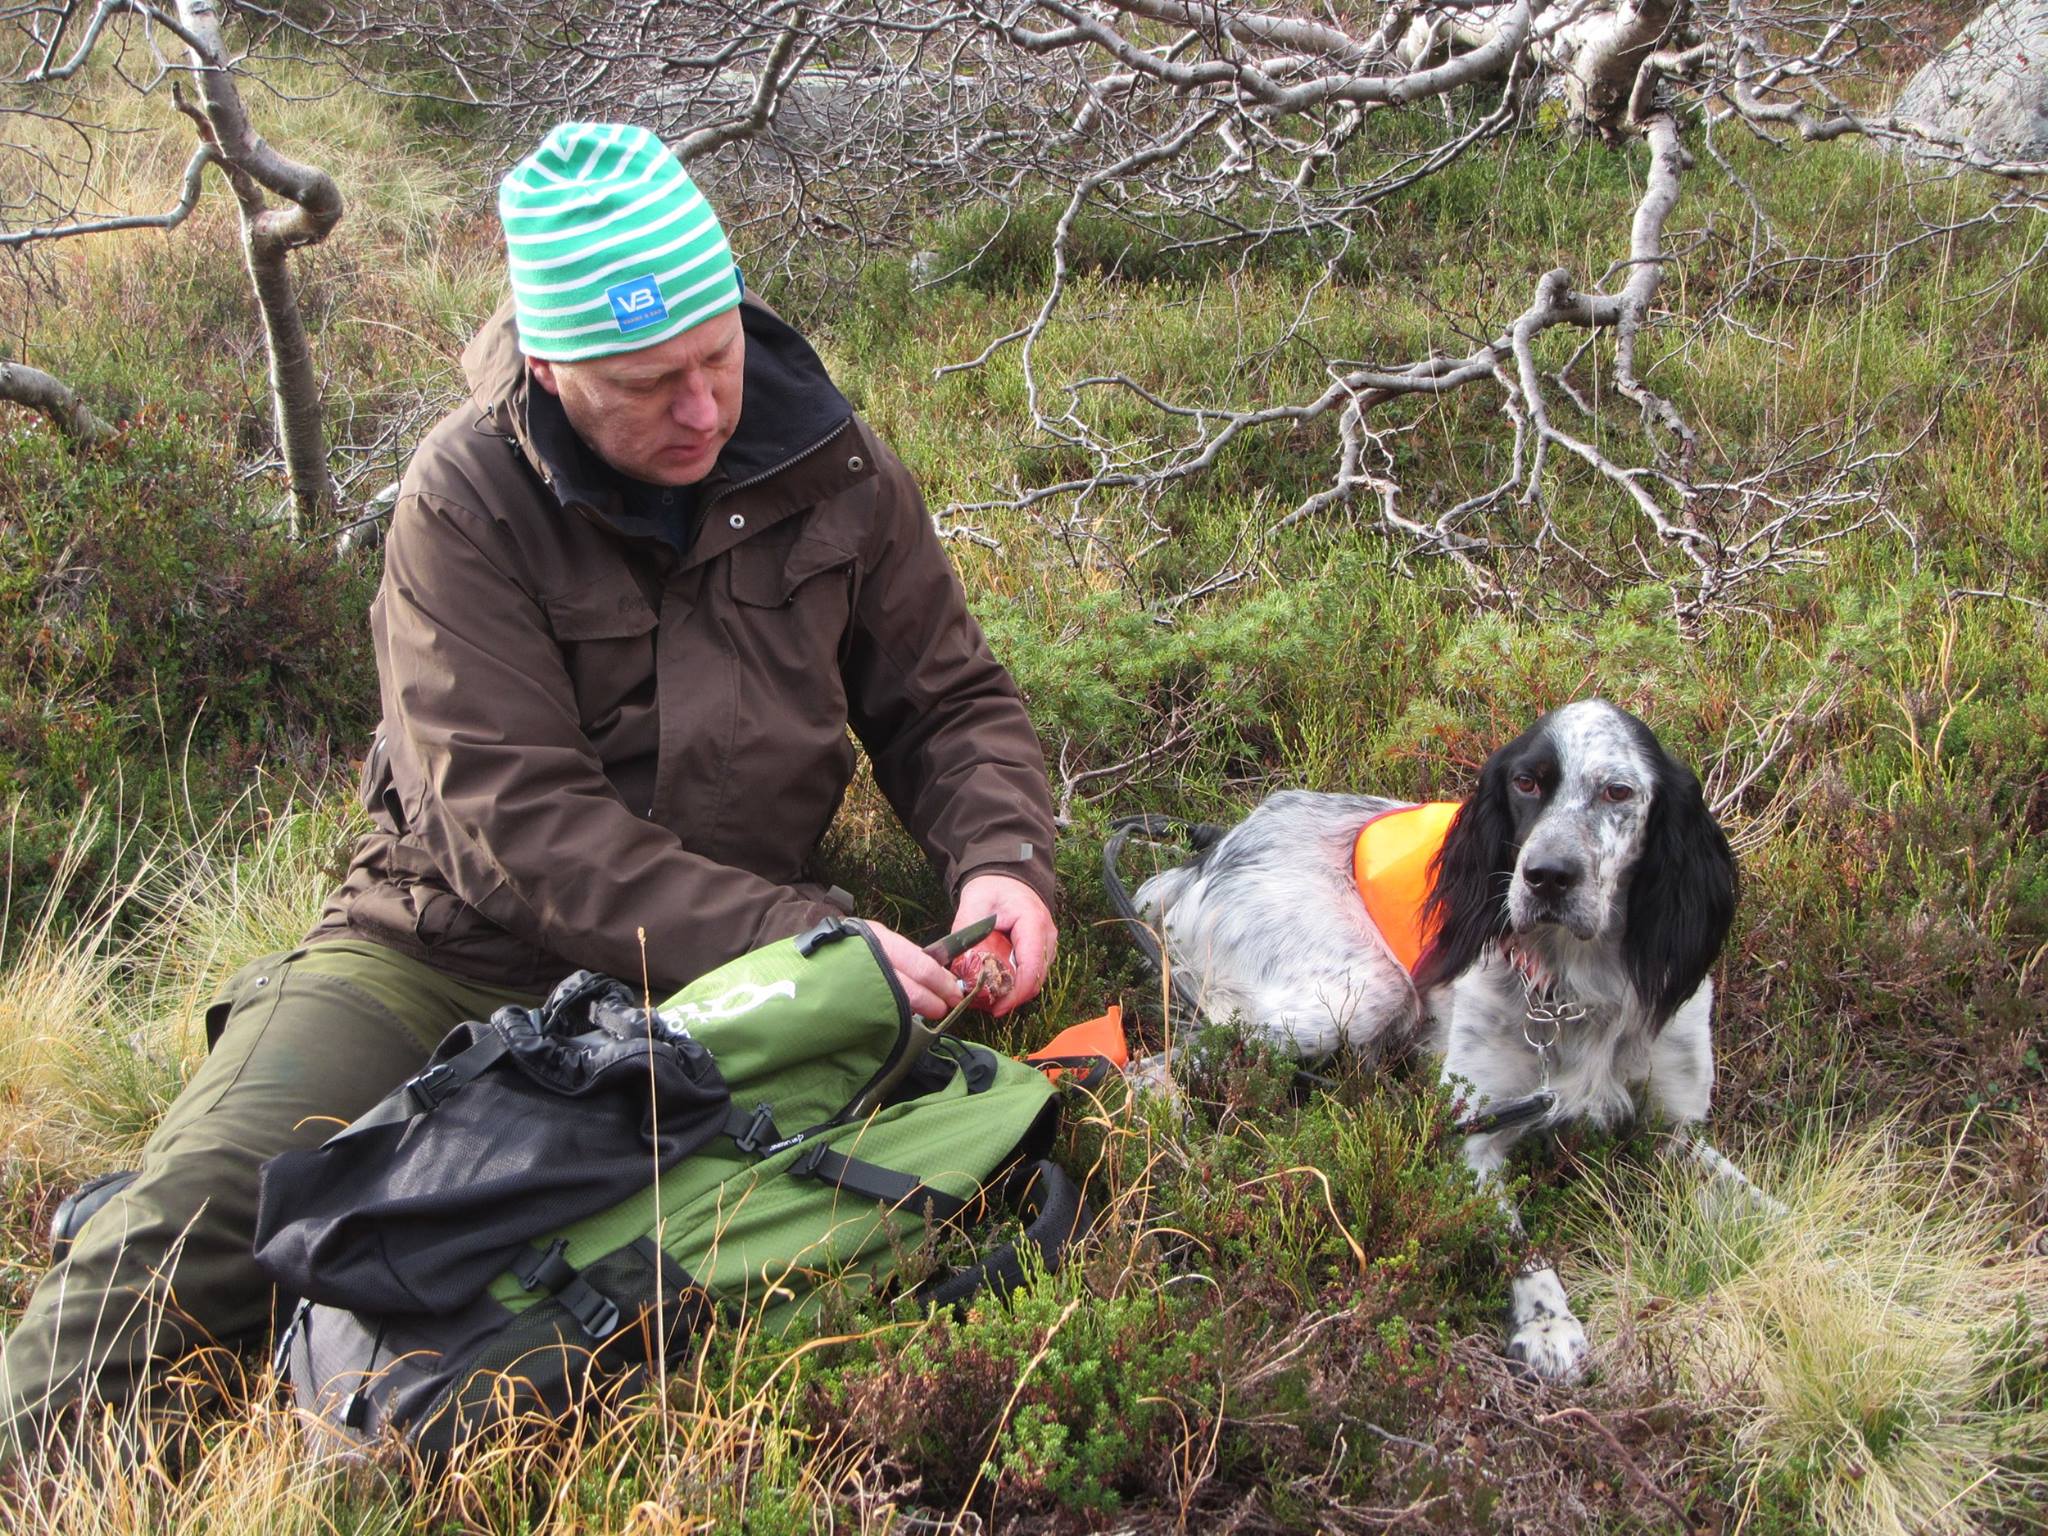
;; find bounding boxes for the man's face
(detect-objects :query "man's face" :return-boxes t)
[527,308,745,487]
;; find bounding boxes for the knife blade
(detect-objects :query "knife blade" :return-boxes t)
[923,913,997,965]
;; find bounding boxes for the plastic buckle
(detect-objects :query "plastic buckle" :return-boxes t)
[790,1141,831,1180]
[404,1061,457,1113]
[793,917,852,957]
[514,1237,576,1296]
[732,1103,778,1157]
[563,1282,622,1342]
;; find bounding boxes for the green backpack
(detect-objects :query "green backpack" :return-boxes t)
[255,918,1083,1457]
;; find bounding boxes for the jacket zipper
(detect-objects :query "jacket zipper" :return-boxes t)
[701,416,854,513]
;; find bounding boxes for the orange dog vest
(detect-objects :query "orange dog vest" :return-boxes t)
[1351,801,1462,974]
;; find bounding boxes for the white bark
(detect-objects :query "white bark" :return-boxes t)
[0,358,115,446]
[1895,0,2048,163]
[171,0,344,531]
[0,145,218,249]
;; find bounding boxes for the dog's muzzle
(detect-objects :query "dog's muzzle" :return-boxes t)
[1511,857,1599,940]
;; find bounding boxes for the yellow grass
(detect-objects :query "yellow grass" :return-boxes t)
[1566,1123,2048,1536]
[0,791,362,1178]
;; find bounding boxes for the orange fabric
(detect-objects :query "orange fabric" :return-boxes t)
[1351,801,1462,974]
[1026,1004,1128,1085]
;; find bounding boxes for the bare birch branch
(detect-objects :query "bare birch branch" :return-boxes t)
[0,143,217,248]
[0,355,115,444]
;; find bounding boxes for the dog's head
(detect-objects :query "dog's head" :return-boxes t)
[1414,700,1738,1025]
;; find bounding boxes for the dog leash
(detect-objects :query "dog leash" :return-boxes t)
[1101,814,1228,1032]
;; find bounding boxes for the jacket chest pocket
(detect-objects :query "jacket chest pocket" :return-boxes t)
[541,576,660,735]
[725,535,857,702]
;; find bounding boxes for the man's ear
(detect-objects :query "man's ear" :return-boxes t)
[526,356,561,396]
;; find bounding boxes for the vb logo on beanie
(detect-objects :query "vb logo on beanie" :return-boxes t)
[606,274,669,334]
[499,123,741,362]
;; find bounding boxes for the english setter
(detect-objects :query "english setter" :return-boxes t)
[1127,699,1743,1382]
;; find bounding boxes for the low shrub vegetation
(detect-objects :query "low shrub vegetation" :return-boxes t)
[0,416,378,937]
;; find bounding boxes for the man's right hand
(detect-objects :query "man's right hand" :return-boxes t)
[868,923,969,1020]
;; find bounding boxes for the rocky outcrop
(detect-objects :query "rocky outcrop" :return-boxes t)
[1894,0,2048,162]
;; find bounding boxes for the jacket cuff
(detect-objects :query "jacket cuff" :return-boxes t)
[952,843,1058,912]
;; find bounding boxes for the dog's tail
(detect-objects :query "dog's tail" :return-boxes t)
[1103,815,1225,1026]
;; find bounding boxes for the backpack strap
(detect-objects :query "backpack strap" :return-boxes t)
[723,1102,795,1157]
[316,1030,512,1147]
[916,1159,1089,1311]
[787,1140,968,1221]
[719,1099,967,1220]
[510,1238,622,1342]
[402,1032,513,1112]
[508,1236,716,1351]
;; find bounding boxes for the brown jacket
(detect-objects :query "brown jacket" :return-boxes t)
[309,299,1055,994]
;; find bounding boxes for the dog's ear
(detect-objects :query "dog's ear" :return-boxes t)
[1414,749,1519,994]
[1625,747,1739,1026]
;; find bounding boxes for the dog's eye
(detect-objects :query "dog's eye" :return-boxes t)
[1602,783,1636,803]
[1512,773,1541,795]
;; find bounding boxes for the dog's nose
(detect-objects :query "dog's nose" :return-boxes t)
[1523,860,1581,897]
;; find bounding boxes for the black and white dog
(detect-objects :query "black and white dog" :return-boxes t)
[1131,700,1742,1381]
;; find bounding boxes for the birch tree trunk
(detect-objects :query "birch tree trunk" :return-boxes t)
[173,0,345,531]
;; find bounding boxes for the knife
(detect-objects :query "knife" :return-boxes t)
[923,913,996,965]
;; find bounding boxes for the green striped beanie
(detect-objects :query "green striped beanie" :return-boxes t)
[498,123,741,362]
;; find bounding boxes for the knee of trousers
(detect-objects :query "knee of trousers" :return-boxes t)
[2,956,442,1428]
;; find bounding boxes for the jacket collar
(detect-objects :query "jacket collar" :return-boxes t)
[461,294,865,560]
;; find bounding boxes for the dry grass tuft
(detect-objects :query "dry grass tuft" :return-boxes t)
[3,1347,418,1536]
[1,1312,914,1535]
[1566,1123,2048,1536]
[1,793,360,1179]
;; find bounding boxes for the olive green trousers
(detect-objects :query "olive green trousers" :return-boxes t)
[1,940,541,1451]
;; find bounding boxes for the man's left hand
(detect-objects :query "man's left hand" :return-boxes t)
[951,873,1057,1017]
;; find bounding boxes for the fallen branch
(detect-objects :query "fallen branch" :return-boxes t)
[0,357,114,445]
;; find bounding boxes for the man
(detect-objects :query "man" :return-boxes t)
[2,122,1058,1446]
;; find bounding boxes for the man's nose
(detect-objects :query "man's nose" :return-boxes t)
[670,376,718,431]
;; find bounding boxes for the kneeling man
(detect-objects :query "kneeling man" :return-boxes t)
[2,121,1057,1446]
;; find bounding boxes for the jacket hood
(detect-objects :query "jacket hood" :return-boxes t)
[459,293,856,542]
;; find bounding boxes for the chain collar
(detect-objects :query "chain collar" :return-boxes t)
[1502,941,1586,1096]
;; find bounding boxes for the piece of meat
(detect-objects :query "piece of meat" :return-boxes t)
[950,932,1016,1012]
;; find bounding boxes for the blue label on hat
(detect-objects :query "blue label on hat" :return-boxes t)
[607,274,668,333]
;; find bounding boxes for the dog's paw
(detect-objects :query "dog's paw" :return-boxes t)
[1505,1266,1591,1383]
[1506,1312,1591,1384]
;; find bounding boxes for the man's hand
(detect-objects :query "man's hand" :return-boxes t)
[870,924,971,1021]
[951,873,1057,1017]
[867,875,1056,1021]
